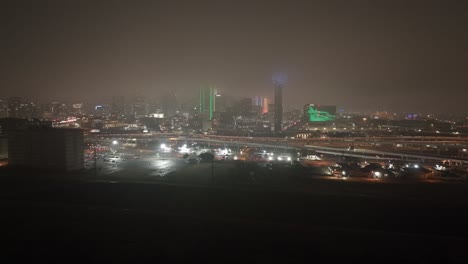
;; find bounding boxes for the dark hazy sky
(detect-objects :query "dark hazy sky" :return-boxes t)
[1,0,467,113]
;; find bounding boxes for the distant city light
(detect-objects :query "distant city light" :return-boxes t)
[112,140,118,145]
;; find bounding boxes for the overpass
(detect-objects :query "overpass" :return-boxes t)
[174,137,468,164]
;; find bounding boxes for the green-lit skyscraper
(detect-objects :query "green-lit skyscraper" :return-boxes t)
[199,85,216,120]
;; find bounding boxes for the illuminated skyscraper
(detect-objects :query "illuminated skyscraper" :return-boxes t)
[262,97,268,114]
[199,85,216,120]
[272,73,287,132]
[252,96,269,114]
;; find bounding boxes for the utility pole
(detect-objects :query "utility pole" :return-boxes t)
[93,144,97,177]
[211,155,215,184]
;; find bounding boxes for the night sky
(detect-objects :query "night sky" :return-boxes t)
[1,0,467,113]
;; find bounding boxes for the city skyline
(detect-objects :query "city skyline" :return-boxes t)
[1,0,468,113]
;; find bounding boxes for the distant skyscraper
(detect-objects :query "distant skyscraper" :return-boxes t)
[111,96,125,116]
[252,96,263,107]
[262,97,269,114]
[162,92,178,116]
[273,73,287,132]
[199,85,216,121]
[252,96,269,114]
[132,96,147,118]
[240,98,252,115]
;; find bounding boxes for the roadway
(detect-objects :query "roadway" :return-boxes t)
[165,136,468,164]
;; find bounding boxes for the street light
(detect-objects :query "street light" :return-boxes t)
[111,140,119,154]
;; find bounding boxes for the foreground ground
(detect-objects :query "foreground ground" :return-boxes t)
[1,169,468,263]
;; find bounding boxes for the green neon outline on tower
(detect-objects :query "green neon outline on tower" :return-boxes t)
[199,85,216,120]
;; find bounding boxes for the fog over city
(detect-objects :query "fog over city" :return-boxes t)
[2,1,468,263]
[1,0,468,113]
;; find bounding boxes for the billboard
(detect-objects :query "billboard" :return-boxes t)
[304,104,336,122]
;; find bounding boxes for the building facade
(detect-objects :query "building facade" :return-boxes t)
[8,128,83,171]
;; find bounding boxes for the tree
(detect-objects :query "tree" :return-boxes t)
[198,152,214,162]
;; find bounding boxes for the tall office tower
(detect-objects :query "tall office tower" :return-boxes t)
[262,97,269,114]
[7,97,21,118]
[272,73,287,132]
[239,98,253,115]
[111,96,125,116]
[252,96,263,107]
[199,85,217,130]
[199,85,216,120]
[252,96,269,114]
[132,96,147,118]
[162,91,178,117]
[50,102,61,118]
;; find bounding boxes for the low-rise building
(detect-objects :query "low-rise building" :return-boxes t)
[8,127,83,171]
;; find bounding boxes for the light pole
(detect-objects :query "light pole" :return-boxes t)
[211,155,215,184]
[93,144,97,177]
[111,140,118,154]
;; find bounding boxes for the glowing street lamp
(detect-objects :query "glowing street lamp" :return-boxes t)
[110,140,119,154]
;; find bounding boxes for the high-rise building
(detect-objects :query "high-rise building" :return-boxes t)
[111,96,125,117]
[238,98,252,116]
[262,97,269,114]
[132,96,147,118]
[273,73,286,132]
[199,85,216,121]
[162,92,178,117]
[252,96,269,114]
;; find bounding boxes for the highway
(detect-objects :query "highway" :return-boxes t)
[160,136,468,164]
